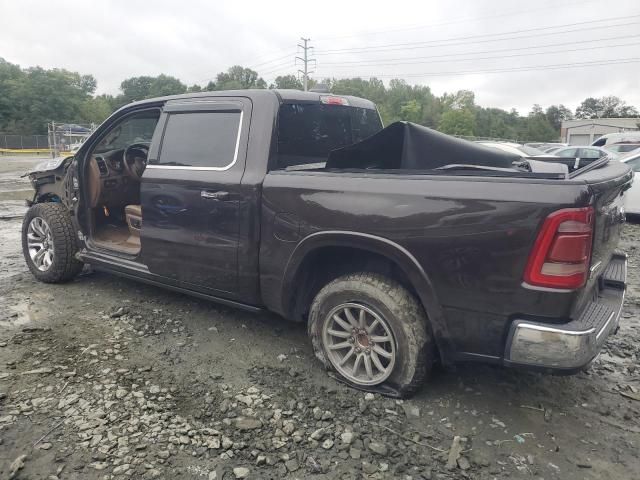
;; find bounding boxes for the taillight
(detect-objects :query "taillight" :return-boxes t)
[523,207,594,289]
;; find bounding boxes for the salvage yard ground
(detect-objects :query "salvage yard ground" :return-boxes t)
[0,157,639,479]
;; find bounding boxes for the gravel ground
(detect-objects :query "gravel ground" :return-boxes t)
[1,156,639,479]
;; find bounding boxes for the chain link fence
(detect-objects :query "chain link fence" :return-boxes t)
[1,122,97,155]
[0,134,49,149]
[48,122,96,155]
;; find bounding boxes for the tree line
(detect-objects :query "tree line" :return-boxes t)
[1,57,638,142]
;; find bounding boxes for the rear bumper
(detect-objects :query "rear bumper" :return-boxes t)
[504,252,626,371]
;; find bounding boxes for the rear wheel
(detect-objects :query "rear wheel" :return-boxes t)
[22,203,83,283]
[308,273,433,396]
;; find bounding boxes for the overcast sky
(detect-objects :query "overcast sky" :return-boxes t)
[1,0,639,113]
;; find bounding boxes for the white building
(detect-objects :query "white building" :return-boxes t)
[561,118,639,145]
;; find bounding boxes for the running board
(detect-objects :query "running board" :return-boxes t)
[79,251,263,313]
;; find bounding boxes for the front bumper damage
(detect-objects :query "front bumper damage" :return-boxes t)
[504,252,627,372]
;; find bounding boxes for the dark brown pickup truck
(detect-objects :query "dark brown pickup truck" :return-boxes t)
[22,89,631,396]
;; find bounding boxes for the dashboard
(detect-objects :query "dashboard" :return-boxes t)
[94,149,125,176]
[92,149,139,207]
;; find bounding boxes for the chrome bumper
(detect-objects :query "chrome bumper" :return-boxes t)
[504,253,626,370]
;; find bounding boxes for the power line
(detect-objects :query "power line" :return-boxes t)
[314,0,601,40]
[317,33,640,66]
[193,50,296,83]
[313,57,640,79]
[314,15,640,55]
[320,40,640,68]
[247,52,297,70]
[259,59,297,75]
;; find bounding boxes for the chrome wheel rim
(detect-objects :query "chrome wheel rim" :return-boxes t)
[27,217,54,272]
[322,303,396,386]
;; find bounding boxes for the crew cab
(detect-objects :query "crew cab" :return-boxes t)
[22,90,631,396]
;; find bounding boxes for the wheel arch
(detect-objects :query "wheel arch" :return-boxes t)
[282,231,454,364]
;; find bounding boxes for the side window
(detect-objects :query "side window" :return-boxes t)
[155,111,241,169]
[579,148,602,159]
[556,148,579,158]
[92,110,161,154]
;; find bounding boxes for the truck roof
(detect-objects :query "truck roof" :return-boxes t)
[123,89,377,110]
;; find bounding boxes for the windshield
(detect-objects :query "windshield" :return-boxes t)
[276,103,383,168]
[607,144,640,153]
[94,110,161,153]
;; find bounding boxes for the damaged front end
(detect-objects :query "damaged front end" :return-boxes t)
[23,155,77,207]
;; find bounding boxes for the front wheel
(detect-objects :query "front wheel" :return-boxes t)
[308,273,433,397]
[22,203,83,283]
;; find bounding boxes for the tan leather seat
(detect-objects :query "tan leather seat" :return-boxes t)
[125,204,142,237]
[87,157,102,208]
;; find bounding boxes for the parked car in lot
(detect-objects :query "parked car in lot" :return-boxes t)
[476,141,555,158]
[604,143,640,155]
[552,145,613,161]
[22,90,631,396]
[592,132,640,147]
[554,145,610,157]
[526,142,567,152]
[619,150,640,215]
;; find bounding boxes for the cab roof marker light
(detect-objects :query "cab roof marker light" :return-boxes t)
[320,95,349,106]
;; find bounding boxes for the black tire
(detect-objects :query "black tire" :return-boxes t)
[308,273,433,397]
[22,203,83,283]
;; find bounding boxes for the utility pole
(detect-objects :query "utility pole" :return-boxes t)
[296,37,315,91]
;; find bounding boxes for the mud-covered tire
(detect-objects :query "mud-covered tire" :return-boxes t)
[22,203,83,283]
[308,273,433,397]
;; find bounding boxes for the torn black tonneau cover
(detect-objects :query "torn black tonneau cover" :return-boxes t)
[325,121,568,177]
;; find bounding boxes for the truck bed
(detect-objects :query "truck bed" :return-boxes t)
[260,157,632,364]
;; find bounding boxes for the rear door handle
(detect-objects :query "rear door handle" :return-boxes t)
[201,190,230,200]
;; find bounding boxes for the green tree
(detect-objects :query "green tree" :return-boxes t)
[119,76,155,103]
[599,96,639,117]
[575,96,640,119]
[119,74,186,103]
[0,62,99,134]
[545,104,573,130]
[438,109,475,136]
[473,107,519,140]
[0,58,25,133]
[441,90,475,111]
[399,100,422,124]
[521,105,558,141]
[148,74,187,97]
[379,79,437,126]
[215,65,266,90]
[79,95,114,124]
[271,75,302,90]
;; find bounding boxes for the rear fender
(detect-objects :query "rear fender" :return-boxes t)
[283,231,455,365]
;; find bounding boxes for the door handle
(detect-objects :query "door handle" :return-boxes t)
[201,190,230,200]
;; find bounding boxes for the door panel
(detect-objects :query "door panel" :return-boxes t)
[140,98,251,297]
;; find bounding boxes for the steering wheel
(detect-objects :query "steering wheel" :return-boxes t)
[123,142,151,181]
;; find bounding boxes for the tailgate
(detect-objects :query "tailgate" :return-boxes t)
[578,160,632,305]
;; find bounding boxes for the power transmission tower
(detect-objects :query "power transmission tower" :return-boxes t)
[296,37,316,91]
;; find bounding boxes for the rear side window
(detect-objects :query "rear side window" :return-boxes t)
[276,103,382,168]
[556,148,579,158]
[579,148,603,159]
[156,111,241,168]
